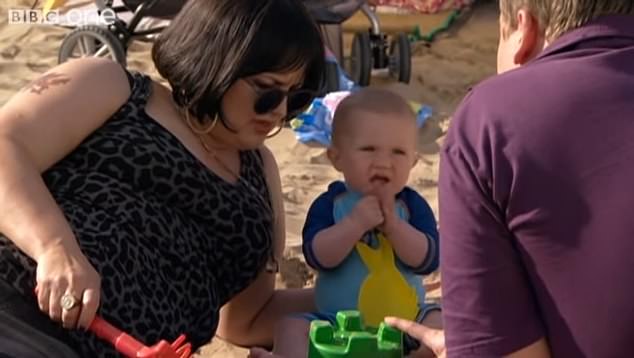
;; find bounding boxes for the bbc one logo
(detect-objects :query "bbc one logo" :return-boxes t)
[8,6,116,25]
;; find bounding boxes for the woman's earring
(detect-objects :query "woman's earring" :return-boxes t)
[184,109,218,135]
[266,125,284,138]
[266,118,285,138]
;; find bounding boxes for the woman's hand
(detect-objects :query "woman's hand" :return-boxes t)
[385,316,446,358]
[34,242,101,330]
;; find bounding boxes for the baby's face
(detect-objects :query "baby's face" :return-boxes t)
[330,111,417,196]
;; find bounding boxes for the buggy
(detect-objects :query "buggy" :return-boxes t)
[55,0,412,88]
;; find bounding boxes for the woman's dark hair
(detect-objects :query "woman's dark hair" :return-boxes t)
[152,0,326,127]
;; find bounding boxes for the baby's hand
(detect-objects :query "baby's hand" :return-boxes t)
[371,185,398,233]
[349,195,384,233]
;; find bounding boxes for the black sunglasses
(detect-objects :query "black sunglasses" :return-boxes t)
[243,79,315,119]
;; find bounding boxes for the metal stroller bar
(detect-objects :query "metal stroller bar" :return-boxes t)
[361,3,380,36]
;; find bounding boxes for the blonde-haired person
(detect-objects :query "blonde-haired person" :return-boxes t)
[387,1,634,358]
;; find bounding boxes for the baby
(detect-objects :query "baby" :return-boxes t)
[274,88,441,357]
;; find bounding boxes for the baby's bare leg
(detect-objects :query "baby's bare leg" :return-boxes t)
[273,316,311,357]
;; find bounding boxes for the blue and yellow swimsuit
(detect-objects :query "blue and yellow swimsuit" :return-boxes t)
[302,181,440,335]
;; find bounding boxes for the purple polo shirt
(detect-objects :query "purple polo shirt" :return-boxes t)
[439,15,634,357]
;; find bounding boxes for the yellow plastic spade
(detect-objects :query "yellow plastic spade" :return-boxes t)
[43,0,67,15]
[356,233,419,328]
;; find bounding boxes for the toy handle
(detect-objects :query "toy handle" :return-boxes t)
[89,316,145,357]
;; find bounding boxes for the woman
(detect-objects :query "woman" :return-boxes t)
[0,0,324,356]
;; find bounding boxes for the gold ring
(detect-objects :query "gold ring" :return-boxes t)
[60,293,80,311]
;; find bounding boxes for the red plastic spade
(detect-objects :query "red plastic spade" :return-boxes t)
[88,316,192,358]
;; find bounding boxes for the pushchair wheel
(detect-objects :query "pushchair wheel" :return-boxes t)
[388,33,411,84]
[58,25,126,66]
[348,31,372,87]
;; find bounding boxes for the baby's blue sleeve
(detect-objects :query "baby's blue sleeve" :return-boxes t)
[302,191,336,270]
[402,188,440,274]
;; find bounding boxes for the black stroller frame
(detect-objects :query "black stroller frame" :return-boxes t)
[57,0,412,88]
[306,0,411,88]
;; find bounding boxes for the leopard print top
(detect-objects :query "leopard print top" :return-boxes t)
[0,72,274,357]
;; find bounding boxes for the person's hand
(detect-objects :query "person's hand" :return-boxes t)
[385,317,446,358]
[349,195,384,233]
[248,347,284,358]
[34,242,101,330]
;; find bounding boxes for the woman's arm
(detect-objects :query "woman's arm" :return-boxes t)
[216,145,315,348]
[216,267,315,348]
[0,57,130,258]
[0,57,131,328]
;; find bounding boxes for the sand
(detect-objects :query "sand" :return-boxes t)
[0,1,499,356]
